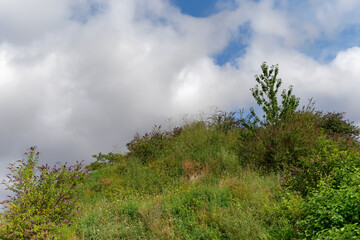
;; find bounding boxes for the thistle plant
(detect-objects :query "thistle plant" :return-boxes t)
[0,146,90,239]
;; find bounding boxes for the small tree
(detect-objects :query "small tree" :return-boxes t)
[251,62,299,125]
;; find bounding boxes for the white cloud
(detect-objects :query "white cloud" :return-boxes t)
[171,57,246,113]
[0,45,16,87]
[312,0,360,35]
[0,0,71,44]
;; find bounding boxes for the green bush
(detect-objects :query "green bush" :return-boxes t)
[282,138,360,197]
[298,158,360,238]
[0,147,90,239]
[319,111,360,139]
[208,110,242,134]
[126,125,182,164]
[89,152,125,170]
[238,110,322,171]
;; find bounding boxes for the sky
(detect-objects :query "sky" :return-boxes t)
[1,0,360,200]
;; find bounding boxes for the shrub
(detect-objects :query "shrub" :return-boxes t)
[281,138,360,197]
[126,125,182,164]
[208,109,260,134]
[238,104,360,173]
[316,111,360,152]
[297,156,360,238]
[208,110,241,134]
[319,111,360,139]
[0,147,90,239]
[238,109,322,171]
[89,152,125,170]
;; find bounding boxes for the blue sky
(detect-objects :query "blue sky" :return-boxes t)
[1,0,360,200]
[171,0,221,17]
[300,25,360,62]
[172,0,360,65]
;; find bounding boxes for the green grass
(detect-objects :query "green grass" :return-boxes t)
[74,167,291,240]
[57,120,298,239]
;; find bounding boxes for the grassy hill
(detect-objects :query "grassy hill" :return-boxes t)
[71,108,360,240]
[73,119,291,239]
[2,107,360,239]
[2,63,360,239]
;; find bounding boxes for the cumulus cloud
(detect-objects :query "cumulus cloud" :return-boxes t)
[1,0,360,200]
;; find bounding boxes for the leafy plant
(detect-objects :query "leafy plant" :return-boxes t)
[280,125,360,197]
[298,160,360,238]
[238,109,322,171]
[316,224,360,239]
[281,138,341,196]
[0,147,90,239]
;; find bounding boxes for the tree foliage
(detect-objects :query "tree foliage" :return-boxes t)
[251,62,299,124]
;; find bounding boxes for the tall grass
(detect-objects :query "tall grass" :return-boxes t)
[63,119,298,239]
